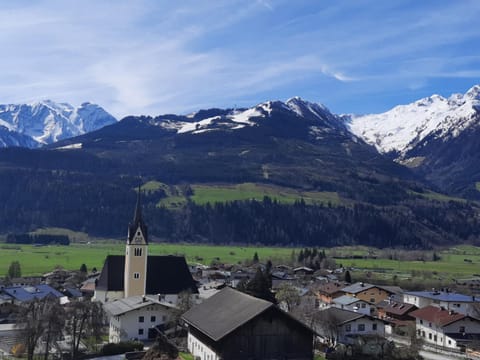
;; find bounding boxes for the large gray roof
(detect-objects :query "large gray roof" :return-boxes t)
[341,282,375,294]
[182,287,273,341]
[103,295,175,316]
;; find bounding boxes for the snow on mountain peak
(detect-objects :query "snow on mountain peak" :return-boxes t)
[0,101,116,148]
[349,85,480,154]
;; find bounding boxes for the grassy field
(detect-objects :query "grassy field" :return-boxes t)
[143,181,343,208]
[0,242,294,276]
[1,239,480,281]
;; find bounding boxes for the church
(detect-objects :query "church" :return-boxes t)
[94,191,198,304]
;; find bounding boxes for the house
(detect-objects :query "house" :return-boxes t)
[377,300,417,322]
[2,284,67,305]
[103,295,176,343]
[293,266,315,276]
[316,282,346,308]
[94,191,198,304]
[332,295,372,315]
[410,305,480,350]
[341,282,393,305]
[313,307,385,345]
[182,287,315,360]
[404,290,480,316]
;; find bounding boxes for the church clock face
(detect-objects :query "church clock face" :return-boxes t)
[133,236,143,244]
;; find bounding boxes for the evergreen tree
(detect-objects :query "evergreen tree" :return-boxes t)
[344,270,352,283]
[7,261,21,279]
[79,263,87,273]
[252,252,259,264]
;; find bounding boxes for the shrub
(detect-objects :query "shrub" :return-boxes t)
[101,341,144,355]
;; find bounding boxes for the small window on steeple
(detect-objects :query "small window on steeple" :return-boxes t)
[134,248,142,256]
[137,231,141,236]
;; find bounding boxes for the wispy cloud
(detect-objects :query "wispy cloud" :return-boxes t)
[0,0,478,117]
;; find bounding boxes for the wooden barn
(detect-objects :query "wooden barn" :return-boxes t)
[182,287,314,360]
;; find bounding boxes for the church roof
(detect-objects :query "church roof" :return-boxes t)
[96,255,198,294]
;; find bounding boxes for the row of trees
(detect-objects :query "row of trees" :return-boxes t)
[6,233,70,245]
[16,297,104,360]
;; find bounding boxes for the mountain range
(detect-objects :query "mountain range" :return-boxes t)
[0,101,116,147]
[1,86,480,246]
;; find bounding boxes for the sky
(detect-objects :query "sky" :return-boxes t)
[0,0,479,119]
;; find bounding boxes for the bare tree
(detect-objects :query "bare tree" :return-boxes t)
[65,300,104,359]
[42,298,65,360]
[16,299,45,360]
[275,283,300,312]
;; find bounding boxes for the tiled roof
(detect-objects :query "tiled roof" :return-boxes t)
[314,307,365,325]
[341,282,376,294]
[410,306,466,327]
[317,282,345,295]
[377,300,417,316]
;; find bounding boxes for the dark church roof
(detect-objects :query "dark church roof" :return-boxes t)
[128,188,148,244]
[96,255,198,294]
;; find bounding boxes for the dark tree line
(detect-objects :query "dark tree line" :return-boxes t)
[6,233,70,245]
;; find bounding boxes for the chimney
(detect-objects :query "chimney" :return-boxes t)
[142,295,146,302]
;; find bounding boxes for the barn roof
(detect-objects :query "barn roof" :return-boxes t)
[182,287,274,341]
[96,255,198,294]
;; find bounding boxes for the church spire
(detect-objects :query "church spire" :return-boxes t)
[127,184,148,244]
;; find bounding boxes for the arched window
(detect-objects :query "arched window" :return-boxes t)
[134,248,142,256]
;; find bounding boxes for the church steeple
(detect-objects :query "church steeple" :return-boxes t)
[125,185,148,298]
[128,185,148,244]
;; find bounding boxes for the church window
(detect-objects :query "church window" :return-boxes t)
[134,272,140,279]
[134,248,142,256]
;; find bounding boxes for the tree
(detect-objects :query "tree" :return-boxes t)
[7,260,21,279]
[252,252,259,264]
[79,263,88,273]
[239,268,275,303]
[344,270,352,283]
[65,300,105,359]
[42,298,65,360]
[275,283,300,312]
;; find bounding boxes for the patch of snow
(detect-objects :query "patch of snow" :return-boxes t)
[54,143,83,150]
[178,116,220,134]
[228,108,263,124]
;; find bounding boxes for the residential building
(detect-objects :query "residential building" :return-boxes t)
[314,307,385,345]
[341,282,393,305]
[332,295,372,315]
[404,290,480,316]
[410,305,480,350]
[103,295,176,343]
[182,287,314,360]
[316,282,345,308]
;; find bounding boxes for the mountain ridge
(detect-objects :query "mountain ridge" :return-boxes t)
[0,100,117,148]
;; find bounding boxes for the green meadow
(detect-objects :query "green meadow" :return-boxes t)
[143,180,343,208]
[1,240,480,281]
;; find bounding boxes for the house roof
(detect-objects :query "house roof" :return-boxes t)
[182,287,274,341]
[96,255,198,294]
[2,284,64,302]
[410,306,467,327]
[405,291,480,303]
[104,295,174,316]
[341,282,376,294]
[315,307,366,325]
[317,282,345,296]
[333,295,365,306]
[377,300,417,316]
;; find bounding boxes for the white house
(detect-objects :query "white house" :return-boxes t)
[410,305,480,350]
[314,307,385,345]
[404,290,480,316]
[332,295,373,315]
[103,295,177,343]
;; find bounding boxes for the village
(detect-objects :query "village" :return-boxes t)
[0,196,478,360]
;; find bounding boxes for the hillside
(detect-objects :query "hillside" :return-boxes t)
[0,98,479,248]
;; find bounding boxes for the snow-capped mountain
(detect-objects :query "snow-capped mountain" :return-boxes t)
[0,101,116,148]
[142,96,350,140]
[347,85,480,156]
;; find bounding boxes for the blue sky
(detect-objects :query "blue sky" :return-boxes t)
[0,0,479,118]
